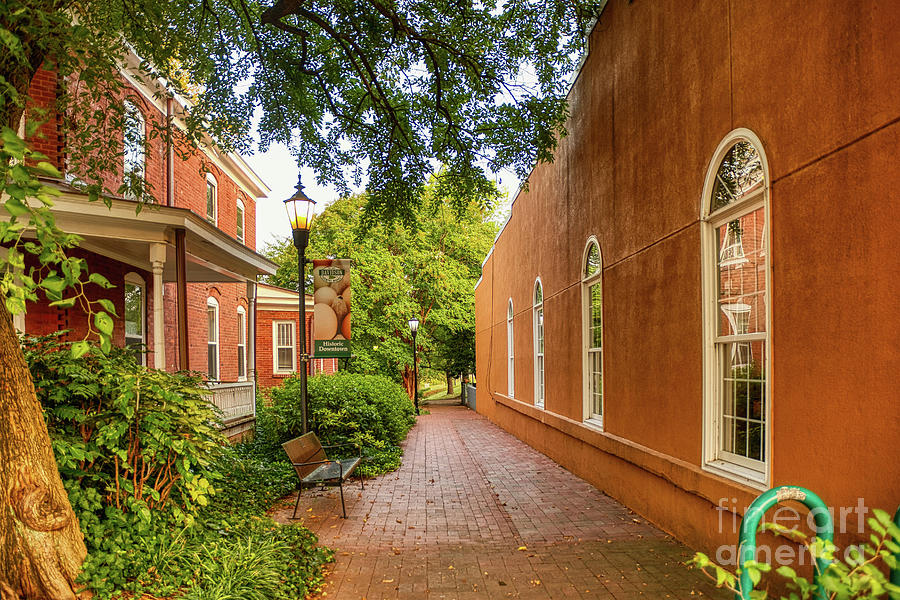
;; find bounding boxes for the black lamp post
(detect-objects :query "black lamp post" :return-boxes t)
[408,317,419,415]
[284,178,316,434]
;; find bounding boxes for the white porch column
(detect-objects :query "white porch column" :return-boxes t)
[150,243,167,370]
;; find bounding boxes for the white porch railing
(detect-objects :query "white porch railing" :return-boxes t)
[204,381,255,424]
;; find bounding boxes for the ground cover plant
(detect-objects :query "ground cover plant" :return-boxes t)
[689,510,900,599]
[264,372,416,477]
[24,334,332,599]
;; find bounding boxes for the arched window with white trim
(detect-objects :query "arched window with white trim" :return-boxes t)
[237,305,247,380]
[533,279,544,409]
[701,130,771,485]
[206,173,218,225]
[507,299,515,397]
[124,272,146,365]
[123,100,145,198]
[582,239,603,425]
[207,297,219,380]
[236,198,245,243]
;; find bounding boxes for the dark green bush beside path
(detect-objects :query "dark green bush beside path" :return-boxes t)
[257,372,417,478]
[24,335,332,600]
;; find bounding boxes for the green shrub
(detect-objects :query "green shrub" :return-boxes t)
[689,509,900,599]
[267,372,416,477]
[24,333,223,518]
[23,334,333,599]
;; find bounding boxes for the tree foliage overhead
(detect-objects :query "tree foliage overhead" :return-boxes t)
[263,186,497,381]
[2,0,601,223]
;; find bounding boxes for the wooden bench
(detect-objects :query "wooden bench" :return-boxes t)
[282,432,364,519]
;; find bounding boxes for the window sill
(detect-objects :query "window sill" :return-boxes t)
[703,459,768,491]
[583,417,604,431]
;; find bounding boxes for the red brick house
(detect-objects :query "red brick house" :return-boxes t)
[11,51,278,436]
[256,283,338,390]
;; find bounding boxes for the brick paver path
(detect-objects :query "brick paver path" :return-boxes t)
[271,405,728,599]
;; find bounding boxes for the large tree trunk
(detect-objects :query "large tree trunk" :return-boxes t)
[445,372,453,396]
[0,306,86,599]
[402,365,415,402]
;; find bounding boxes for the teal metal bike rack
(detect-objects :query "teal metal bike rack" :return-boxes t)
[891,505,900,586]
[736,486,834,600]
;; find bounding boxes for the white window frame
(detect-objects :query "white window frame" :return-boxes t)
[236,197,245,243]
[123,100,145,197]
[273,320,296,374]
[206,173,218,225]
[700,128,772,488]
[124,272,146,365]
[533,278,544,409]
[507,299,515,397]
[207,297,219,380]
[581,238,603,427]
[237,306,247,381]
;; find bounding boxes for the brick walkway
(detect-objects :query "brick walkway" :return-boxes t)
[271,405,728,599]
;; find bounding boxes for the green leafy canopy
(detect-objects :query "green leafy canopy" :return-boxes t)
[263,184,497,379]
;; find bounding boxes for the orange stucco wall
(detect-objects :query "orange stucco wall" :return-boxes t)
[475,0,900,558]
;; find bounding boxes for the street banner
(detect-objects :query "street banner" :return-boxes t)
[312,259,351,357]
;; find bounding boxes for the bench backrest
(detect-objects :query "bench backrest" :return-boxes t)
[282,432,327,480]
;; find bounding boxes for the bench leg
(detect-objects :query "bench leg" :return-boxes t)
[339,481,346,518]
[359,471,365,491]
[291,484,302,519]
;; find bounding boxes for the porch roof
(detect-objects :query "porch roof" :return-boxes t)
[34,190,277,283]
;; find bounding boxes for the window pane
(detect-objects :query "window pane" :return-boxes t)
[717,206,766,336]
[277,348,293,371]
[711,141,763,212]
[589,282,602,349]
[534,282,542,305]
[237,346,246,378]
[236,205,244,241]
[208,344,217,379]
[207,183,215,220]
[123,103,145,179]
[584,243,601,278]
[238,312,246,344]
[124,283,142,337]
[720,341,766,461]
[208,306,217,342]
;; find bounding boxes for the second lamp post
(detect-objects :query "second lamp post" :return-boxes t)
[408,317,419,415]
[284,179,316,434]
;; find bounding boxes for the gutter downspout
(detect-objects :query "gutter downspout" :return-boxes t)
[166,97,175,207]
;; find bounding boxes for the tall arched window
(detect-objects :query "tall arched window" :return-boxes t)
[507,299,515,397]
[123,100,145,198]
[582,239,603,425]
[701,129,771,485]
[124,272,146,365]
[206,173,218,225]
[207,297,219,380]
[236,198,245,243]
[533,279,544,409]
[237,305,247,380]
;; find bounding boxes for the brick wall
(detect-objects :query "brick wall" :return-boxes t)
[25,67,258,252]
[163,281,249,382]
[24,249,155,360]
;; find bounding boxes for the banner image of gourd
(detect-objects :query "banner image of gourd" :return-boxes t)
[312,259,351,357]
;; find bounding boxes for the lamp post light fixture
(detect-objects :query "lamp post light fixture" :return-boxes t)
[408,317,419,415]
[284,178,316,434]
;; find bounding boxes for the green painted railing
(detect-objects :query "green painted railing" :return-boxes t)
[736,486,834,600]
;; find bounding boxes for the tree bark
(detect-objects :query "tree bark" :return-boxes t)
[402,365,414,402]
[445,372,453,396]
[0,305,87,599]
